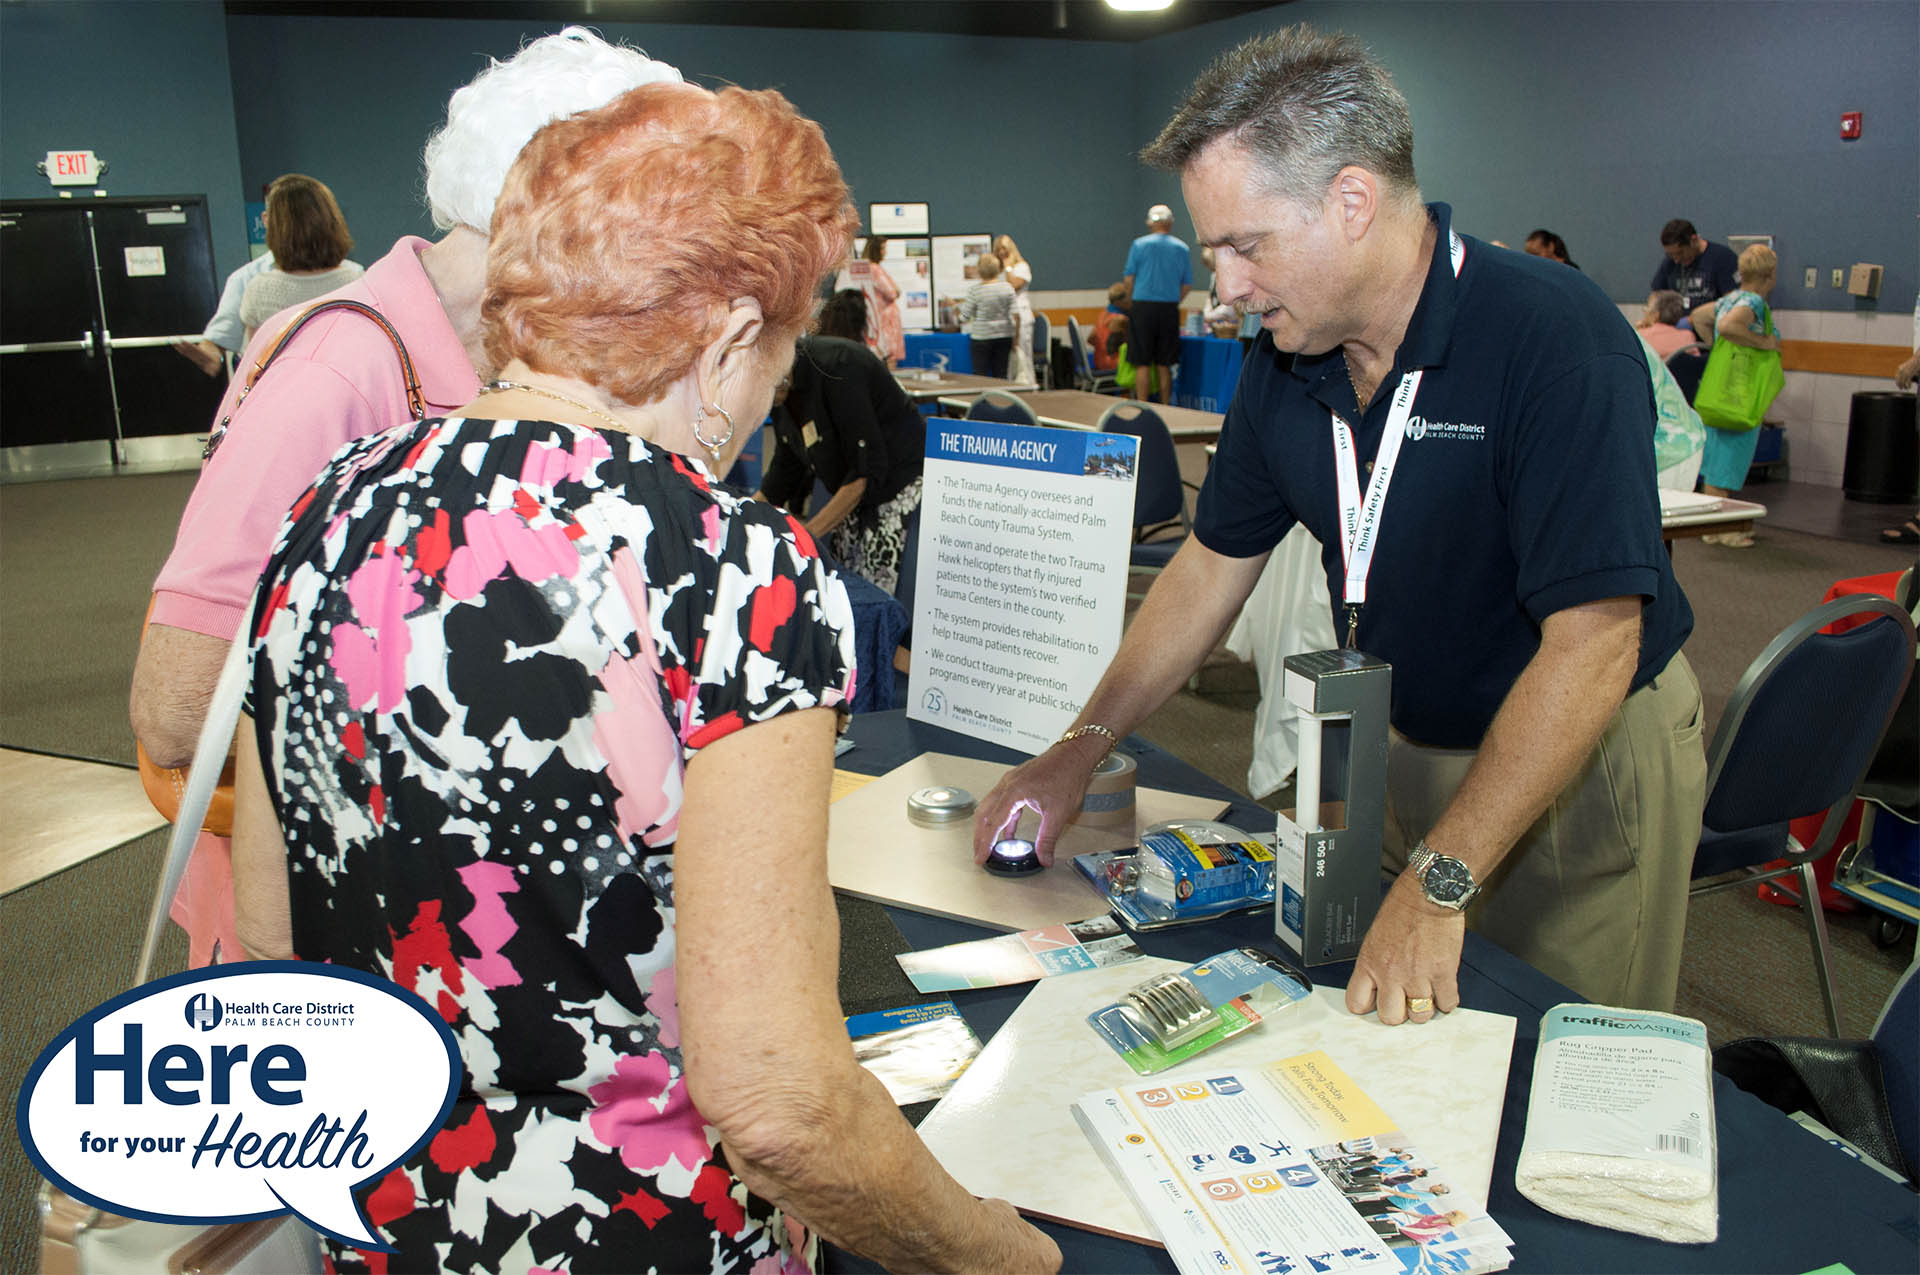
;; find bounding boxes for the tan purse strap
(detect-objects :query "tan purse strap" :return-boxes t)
[204,298,423,459]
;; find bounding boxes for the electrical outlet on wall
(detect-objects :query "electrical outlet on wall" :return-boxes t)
[1831,269,1845,288]
[1805,267,1817,288]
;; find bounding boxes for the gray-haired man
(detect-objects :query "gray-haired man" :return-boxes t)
[976,26,1704,1022]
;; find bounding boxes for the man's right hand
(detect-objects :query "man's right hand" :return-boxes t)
[971,736,1105,868]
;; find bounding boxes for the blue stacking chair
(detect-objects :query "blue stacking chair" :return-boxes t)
[1095,402,1193,596]
[1666,343,1710,405]
[1030,312,1051,389]
[1690,593,1916,1036]
[1871,959,1919,1182]
[965,390,1039,426]
[1066,316,1120,395]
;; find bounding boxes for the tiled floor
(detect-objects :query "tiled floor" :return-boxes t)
[1743,478,1918,546]
[0,747,167,895]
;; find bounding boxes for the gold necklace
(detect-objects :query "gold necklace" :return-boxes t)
[479,379,630,433]
[1345,351,1373,410]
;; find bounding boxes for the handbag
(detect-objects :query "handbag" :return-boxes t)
[138,299,422,834]
[1693,296,1784,433]
[45,631,324,1273]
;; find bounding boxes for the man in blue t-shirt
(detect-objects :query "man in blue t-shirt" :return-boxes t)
[974,26,1705,1019]
[1123,204,1193,404]
[1651,218,1739,318]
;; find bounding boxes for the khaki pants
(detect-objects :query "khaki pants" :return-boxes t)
[1382,652,1707,1011]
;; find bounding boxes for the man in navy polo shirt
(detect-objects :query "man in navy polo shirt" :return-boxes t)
[974,26,1704,1020]
[1652,218,1739,317]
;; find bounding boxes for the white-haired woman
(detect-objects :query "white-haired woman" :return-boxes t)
[132,27,681,967]
[1698,243,1780,543]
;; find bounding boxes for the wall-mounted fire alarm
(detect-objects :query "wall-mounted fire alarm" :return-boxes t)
[1841,111,1862,140]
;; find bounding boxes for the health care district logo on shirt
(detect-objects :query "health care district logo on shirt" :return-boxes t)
[1404,414,1486,443]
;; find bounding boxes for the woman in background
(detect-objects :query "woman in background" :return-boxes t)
[1523,228,1579,270]
[851,234,905,366]
[995,234,1036,384]
[817,287,869,344]
[958,251,1016,378]
[760,332,926,595]
[1637,289,1694,359]
[1698,243,1781,545]
[236,174,363,342]
[230,80,1057,1274]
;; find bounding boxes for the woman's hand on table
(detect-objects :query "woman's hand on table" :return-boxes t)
[1344,874,1465,1026]
[965,1198,1062,1273]
[972,738,1103,868]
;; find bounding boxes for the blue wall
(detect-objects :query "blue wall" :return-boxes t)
[222,13,1137,290]
[0,1,249,278]
[4,2,1914,310]
[1137,1,1919,311]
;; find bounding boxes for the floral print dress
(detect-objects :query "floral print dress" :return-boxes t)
[242,416,855,1273]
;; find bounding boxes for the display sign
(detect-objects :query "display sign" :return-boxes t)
[908,420,1138,754]
[842,237,934,332]
[44,150,100,187]
[930,234,994,330]
[870,201,930,235]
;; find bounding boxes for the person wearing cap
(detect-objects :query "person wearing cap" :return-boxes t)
[975,27,1702,1025]
[1122,202,1193,403]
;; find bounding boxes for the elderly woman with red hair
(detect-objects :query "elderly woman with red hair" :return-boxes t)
[229,82,1058,1273]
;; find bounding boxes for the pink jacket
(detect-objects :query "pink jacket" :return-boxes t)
[150,236,478,967]
[151,236,479,639]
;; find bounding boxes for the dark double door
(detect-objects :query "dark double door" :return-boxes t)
[1,195,227,457]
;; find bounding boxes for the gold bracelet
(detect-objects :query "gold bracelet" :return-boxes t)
[1057,723,1119,759]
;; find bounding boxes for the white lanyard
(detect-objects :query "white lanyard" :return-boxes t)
[1329,230,1464,648]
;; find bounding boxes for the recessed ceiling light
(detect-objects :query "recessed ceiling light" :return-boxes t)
[1106,0,1177,12]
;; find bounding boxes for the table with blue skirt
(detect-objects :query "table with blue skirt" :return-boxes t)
[903,330,973,375]
[1174,334,1245,413]
[824,710,1920,1274]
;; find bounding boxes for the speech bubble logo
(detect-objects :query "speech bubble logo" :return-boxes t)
[16,961,458,1251]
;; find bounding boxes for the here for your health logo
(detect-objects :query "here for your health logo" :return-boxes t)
[16,962,458,1251]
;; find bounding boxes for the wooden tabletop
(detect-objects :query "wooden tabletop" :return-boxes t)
[935,388,1225,441]
[1659,495,1767,543]
[893,370,1036,400]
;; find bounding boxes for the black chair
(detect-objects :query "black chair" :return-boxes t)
[1690,593,1915,1036]
[1066,315,1119,395]
[1666,342,1710,405]
[1030,312,1051,389]
[965,390,1039,426]
[1095,401,1193,591]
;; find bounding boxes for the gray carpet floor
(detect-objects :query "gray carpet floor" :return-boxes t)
[1,469,1914,1270]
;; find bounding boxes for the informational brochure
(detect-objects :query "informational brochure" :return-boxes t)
[895,916,1145,992]
[907,419,1137,753]
[845,1001,983,1106]
[1073,1051,1513,1275]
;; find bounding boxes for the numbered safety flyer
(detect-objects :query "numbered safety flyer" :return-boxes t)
[907,419,1138,753]
[1072,1051,1513,1275]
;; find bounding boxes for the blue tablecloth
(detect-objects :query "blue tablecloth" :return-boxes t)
[830,567,908,714]
[904,330,972,374]
[825,710,1920,1275]
[1175,334,1244,413]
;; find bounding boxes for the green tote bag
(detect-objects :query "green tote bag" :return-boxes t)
[1694,297,1784,432]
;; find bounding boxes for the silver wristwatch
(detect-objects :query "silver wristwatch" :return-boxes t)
[1407,840,1480,910]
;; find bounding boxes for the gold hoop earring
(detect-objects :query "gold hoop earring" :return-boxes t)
[693,402,736,456]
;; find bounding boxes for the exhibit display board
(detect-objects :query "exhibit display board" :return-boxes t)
[931,233,994,329]
[843,237,934,331]
[908,420,1138,754]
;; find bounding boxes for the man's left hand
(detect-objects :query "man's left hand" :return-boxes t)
[1344,876,1466,1025]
